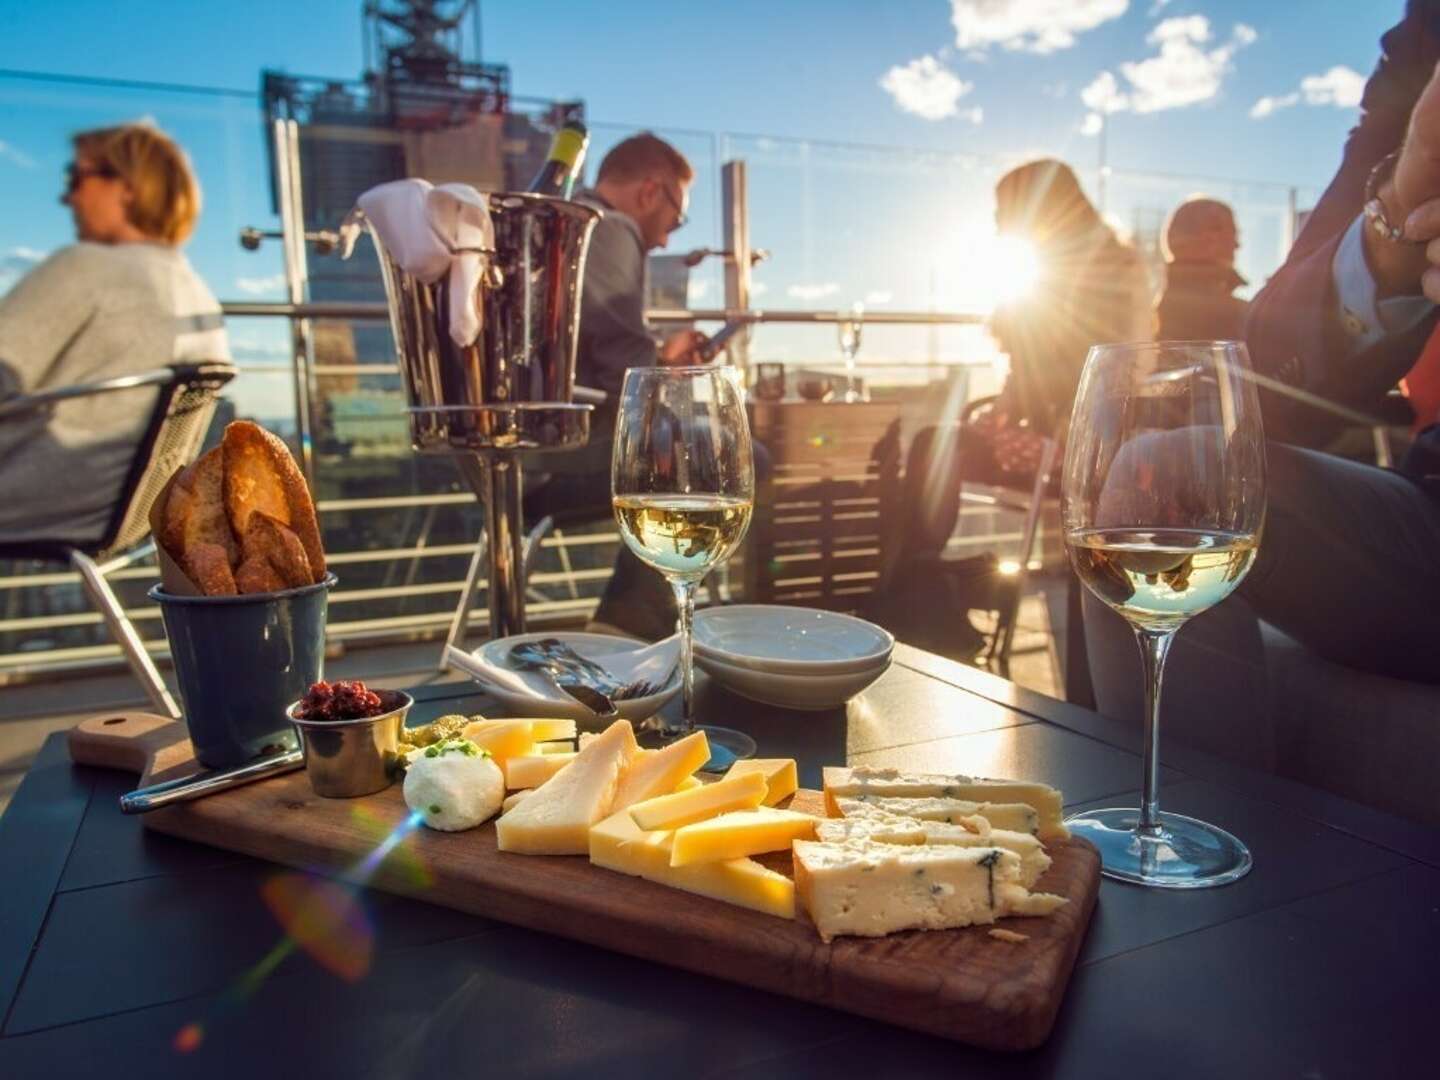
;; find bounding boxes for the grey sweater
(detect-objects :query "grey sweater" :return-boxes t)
[574,191,659,415]
[0,242,229,546]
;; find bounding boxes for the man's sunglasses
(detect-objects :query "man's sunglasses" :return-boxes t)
[64,162,119,195]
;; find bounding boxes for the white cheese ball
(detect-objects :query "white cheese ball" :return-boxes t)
[403,740,505,832]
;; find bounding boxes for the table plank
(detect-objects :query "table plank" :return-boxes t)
[0,733,93,1030]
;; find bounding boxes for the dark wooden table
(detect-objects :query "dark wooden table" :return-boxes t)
[2,644,1437,1078]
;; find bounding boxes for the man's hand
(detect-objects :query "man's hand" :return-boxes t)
[658,329,706,366]
[1378,61,1440,300]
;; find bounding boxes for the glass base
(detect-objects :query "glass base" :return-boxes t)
[636,724,756,772]
[1065,808,1252,888]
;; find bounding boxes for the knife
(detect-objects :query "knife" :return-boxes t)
[120,746,305,814]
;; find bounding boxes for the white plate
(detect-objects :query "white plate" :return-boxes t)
[456,632,680,724]
[695,650,890,711]
[693,605,894,675]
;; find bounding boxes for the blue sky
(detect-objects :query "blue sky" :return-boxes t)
[0,0,1404,397]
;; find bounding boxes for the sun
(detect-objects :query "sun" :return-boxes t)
[990,235,1040,305]
[947,229,1042,314]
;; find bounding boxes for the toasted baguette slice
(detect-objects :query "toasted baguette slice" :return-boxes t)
[239,511,313,590]
[162,446,239,594]
[222,422,325,583]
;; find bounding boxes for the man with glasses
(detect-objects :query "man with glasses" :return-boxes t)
[573,132,704,409]
[525,133,712,639]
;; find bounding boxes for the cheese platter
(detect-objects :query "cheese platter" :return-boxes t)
[68,709,1099,1052]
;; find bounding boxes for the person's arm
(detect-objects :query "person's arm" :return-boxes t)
[0,246,100,399]
[1246,6,1438,441]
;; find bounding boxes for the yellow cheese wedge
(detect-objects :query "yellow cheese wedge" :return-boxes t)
[589,808,794,919]
[670,807,817,867]
[673,775,703,793]
[725,758,798,806]
[608,731,710,811]
[504,753,577,790]
[495,720,638,854]
[467,717,576,742]
[629,770,768,831]
[501,789,531,814]
[461,720,535,763]
[536,741,575,755]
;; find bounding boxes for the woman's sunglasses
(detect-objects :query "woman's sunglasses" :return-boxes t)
[64,162,119,195]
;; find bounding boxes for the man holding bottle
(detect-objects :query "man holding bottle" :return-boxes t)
[526,132,708,640]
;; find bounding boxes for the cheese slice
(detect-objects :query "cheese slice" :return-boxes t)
[836,795,1040,837]
[495,720,638,854]
[589,809,794,919]
[536,741,575,755]
[792,839,1066,943]
[724,758,798,806]
[670,807,817,867]
[503,752,577,790]
[673,775,703,793]
[629,770,768,831]
[466,717,576,742]
[460,720,536,763]
[501,789,531,813]
[608,731,710,811]
[823,766,1068,840]
[814,812,1051,888]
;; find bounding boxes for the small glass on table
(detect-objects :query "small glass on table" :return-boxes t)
[1062,341,1266,888]
[611,364,757,770]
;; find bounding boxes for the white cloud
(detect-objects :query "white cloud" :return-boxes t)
[1301,65,1365,107]
[950,0,1129,54]
[1079,112,1105,136]
[864,290,893,305]
[234,273,287,295]
[787,282,840,301]
[1250,64,1365,120]
[0,139,36,169]
[879,55,973,120]
[1081,17,1255,119]
[750,281,770,297]
[1147,0,1172,14]
[0,245,46,294]
[960,105,984,124]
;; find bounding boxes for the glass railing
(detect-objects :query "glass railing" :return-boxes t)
[0,71,1317,678]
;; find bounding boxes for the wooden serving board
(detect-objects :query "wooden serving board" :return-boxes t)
[68,713,1100,1051]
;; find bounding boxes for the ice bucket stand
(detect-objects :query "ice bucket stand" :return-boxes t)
[359,192,599,640]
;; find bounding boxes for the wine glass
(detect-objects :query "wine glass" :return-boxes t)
[612,365,757,769]
[1062,341,1265,888]
[837,302,864,403]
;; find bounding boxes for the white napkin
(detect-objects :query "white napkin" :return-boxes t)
[338,178,495,349]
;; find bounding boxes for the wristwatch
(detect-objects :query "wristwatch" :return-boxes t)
[1364,150,1415,244]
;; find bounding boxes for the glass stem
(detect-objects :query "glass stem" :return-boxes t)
[671,578,697,735]
[1134,627,1175,836]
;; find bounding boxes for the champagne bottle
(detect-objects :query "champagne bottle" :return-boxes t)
[528,119,589,199]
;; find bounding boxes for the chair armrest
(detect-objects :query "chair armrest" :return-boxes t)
[0,368,175,420]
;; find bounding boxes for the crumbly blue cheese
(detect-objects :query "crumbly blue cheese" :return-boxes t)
[835,794,1041,838]
[823,766,1068,840]
[814,812,1051,888]
[792,840,1066,943]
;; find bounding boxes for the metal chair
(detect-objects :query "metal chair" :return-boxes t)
[0,361,238,716]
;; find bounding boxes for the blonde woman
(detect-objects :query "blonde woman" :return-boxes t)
[0,122,229,544]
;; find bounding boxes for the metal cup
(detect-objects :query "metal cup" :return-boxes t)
[286,690,413,798]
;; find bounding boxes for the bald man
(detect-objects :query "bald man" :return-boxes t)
[1155,197,1248,341]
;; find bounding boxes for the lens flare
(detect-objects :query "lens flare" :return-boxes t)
[173,1023,204,1054]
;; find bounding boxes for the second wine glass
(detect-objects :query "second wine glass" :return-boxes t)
[612,364,757,769]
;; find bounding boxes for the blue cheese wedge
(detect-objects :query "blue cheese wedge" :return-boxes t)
[814,812,1051,889]
[824,766,1068,840]
[792,839,1066,943]
[835,794,1040,838]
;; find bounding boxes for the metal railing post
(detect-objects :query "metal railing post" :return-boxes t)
[721,160,752,372]
[273,117,318,486]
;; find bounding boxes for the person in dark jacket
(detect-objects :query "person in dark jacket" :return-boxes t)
[1155,198,1248,342]
[1083,0,1440,772]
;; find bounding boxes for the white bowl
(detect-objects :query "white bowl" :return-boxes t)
[695,650,890,711]
[458,632,680,724]
[693,605,894,676]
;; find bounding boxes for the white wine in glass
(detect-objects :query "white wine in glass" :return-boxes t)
[1062,341,1266,888]
[612,365,757,769]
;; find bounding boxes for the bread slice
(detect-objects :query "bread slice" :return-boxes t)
[161,446,239,594]
[222,422,325,583]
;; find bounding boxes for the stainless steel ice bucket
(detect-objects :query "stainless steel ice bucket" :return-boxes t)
[363,191,599,453]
